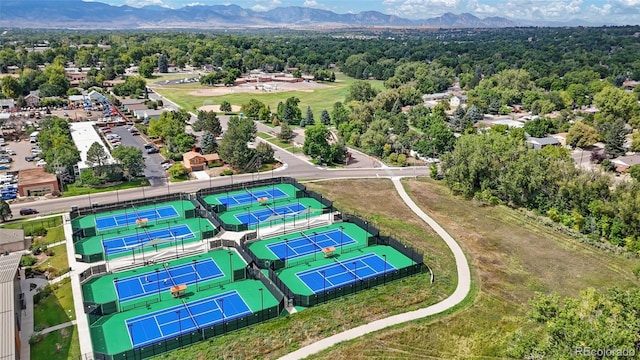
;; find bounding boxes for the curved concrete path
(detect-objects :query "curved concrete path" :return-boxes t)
[278,177,472,360]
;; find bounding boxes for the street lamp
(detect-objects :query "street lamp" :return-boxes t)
[228,251,233,283]
[176,310,182,349]
[114,278,120,312]
[313,232,317,260]
[284,238,288,267]
[321,270,326,303]
[382,254,387,285]
[220,298,225,332]
[339,226,344,254]
[174,231,179,259]
[352,262,357,295]
[258,288,264,321]
[155,269,161,302]
[193,259,198,291]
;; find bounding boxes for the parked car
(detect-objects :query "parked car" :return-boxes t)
[25,154,38,162]
[161,162,172,170]
[102,127,112,133]
[110,138,121,144]
[19,208,38,215]
[0,158,11,164]
[130,130,140,136]
[0,164,10,170]
[36,159,47,167]
[4,148,15,155]
[146,147,158,154]
[1,192,16,200]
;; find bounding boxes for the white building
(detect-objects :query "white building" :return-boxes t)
[69,122,114,177]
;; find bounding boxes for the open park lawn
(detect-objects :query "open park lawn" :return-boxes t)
[309,178,640,359]
[151,73,384,118]
[156,179,456,360]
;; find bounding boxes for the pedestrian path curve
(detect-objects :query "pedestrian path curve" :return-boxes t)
[278,177,472,360]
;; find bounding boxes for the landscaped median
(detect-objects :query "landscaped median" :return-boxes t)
[257,132,302,153]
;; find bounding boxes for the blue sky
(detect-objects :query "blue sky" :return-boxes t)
[88,0,640,24]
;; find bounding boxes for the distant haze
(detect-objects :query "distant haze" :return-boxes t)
[0,0,637,29]
[88,0,639,26]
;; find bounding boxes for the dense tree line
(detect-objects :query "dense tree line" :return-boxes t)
[441,130,640,252]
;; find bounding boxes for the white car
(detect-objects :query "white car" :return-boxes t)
[36,159,47,167]
[161,162,172,170]
[4,148,15,155]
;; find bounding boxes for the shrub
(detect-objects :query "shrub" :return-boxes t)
[20,255,37,267]
[220,169,234,176]
[26,226,47,237]
[45,249,55,256]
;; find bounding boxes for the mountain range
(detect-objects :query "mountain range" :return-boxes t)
[0,0,527,29]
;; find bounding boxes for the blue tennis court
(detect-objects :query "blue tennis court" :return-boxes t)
[267,229,356,260]
[296,254,396,294]
[216,188,287,208]
[114,259,224,302]
[102,224,194,255]
[235,203,306,226]
[126,290,252,348]
[94,205,179,231]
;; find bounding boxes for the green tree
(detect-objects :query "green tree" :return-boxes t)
[594,86,640,122]
[200,132,217,154]
[278,123,295,142]
[331,102,349,128]
[111,145,145,180]
[218,116,257,169]
[510,288,640,360]
[305,106,315,126]
[219,101,232,113]
[320,109,331,125]
[193,110,222,136]
[241,99,266,119]
[602,118,629,158]
[255,142,275,164]
[85,142,109,175]
[1,76,21,99]
[566,121,599,148]
[138,59,154,78]
[303,123,331,162]
[524,117,553,138]
[0,199,11,222]
[346,80,378,102]
[168,162,187,179]
[157,54,168,73]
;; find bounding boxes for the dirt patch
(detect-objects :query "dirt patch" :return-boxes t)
[206,164,234,177]
[189,81,332,97]
[198,105,242,113]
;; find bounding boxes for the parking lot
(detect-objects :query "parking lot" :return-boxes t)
[108,126,168,186]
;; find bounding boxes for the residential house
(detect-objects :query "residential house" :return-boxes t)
[526,136,561,150]
[24,92,40,108]
[449,95,468,108]
[612,154,640,173]
[182,151,221,172]
[0,99,15,110]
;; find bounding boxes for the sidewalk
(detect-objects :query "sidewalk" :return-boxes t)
[277,177,471,360]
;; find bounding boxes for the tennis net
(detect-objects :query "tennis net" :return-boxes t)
[299,231,323,250]
[333,257,361,281]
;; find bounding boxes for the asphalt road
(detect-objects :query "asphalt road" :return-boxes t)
[109,126,168,186]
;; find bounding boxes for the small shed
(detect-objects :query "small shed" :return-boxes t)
[0,228,28,253]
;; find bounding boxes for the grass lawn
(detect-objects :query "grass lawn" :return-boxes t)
[155,179,456,360]
[33,278,76,332]
[62,178,149,197]
[35,244,69,276]
[31,326,80,360]
[2,216,65,246]
[151,73,384,117]
[308,178,640,359]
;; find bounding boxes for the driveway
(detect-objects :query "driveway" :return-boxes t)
[109,126,167,186]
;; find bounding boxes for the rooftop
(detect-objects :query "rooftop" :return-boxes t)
[18,167,57,185]
[0,229,24,246]
[70,122,114,171]
[0,252,22,360]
